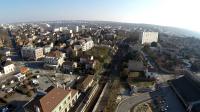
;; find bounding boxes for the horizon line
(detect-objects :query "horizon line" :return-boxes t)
[1,19,200,34]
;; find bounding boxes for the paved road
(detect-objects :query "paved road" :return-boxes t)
[116,93,150,112]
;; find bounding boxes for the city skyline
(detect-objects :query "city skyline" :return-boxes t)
[1,0,200,32]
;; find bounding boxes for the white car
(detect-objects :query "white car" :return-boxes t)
[6,88,13,93]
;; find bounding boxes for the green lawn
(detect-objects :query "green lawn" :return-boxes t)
[130,81,155,88]
[128,72,155,88]
[128,72,144,78]
[86,46,110,63]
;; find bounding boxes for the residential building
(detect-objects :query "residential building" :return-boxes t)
[43,46,52,54]
[0,61,16,75]
[73,45,82,51]
[85,60,97,69]
[14,73,26,82]
[21,47,44,60]
[0,39,3,48]
[69,30,73,34]
[0,72,3,77]
[78,38,94,51]
[43,43,53,54]
[20,67,29,74]
[62,61,77,73]
[145,68,157,79]
[80,55,93,64]
[23,87,80,112]
[0,48,11,56]
[81,25,85,29]
[44,50,65,69]
[67,39,74,45]
[77,75,94,92]
[54,28,60,32]
[76,26,79,32]
[140,32,158,44]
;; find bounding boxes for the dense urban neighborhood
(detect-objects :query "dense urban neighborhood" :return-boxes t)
[0,21,200,112]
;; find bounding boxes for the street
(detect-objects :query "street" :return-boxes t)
[115,93,150,112]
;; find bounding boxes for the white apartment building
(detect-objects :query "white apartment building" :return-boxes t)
[140,32,158,44]
[54,27,68,32]
[76,26,79,32]
[43,42,54,54]
[2,62,16,75]
[44,50,65,69]
[21,47,44,60]
[4,64,15,75]
[79,38,94,51]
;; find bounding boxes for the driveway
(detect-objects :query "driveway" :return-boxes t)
[116,93,150,112]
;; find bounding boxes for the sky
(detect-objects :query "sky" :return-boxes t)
[0,0,200,32]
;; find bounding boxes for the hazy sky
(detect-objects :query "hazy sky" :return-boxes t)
[0,0,200,32]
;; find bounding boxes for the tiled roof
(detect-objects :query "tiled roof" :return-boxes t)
[63,61,73,66]
[39,87,71,112]
[20,67,29,74]
[81,75,94,89]
[24,86,79,112]
[46,50,62,58]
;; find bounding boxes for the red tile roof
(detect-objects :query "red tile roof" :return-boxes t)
[46,50,62,58]
[39,87,71,112]
[20,67,29,74]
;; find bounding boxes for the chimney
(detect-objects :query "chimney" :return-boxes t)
[63,85,66,90]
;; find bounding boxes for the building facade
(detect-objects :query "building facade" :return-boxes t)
[44,50,65,69]
[3,63,16,75]
[77,75,94,92]
[79,38,94,51]
[62,61,77,73]
[21,47,44,60]
[23,87,80,112]
[140,32,158,44]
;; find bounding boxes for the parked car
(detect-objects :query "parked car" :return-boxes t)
[5,88,13,93]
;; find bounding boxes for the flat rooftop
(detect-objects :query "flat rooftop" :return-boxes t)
[171,76,200,112]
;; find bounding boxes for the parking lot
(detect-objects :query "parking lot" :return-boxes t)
[153,84,186,112]
[37,75,54,91]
